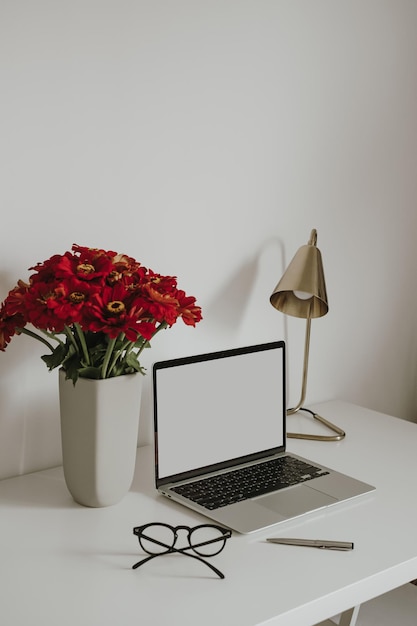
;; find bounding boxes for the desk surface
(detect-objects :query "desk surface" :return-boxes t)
[1,401,417,626]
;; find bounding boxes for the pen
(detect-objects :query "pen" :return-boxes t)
[266,538,354,551]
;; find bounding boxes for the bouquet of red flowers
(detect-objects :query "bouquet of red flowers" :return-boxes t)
[0,244,202,383]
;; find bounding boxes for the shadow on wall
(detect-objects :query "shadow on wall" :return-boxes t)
[204,258,259,335]
[203,236,287,346]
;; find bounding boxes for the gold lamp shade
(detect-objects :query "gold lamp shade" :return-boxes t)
[270,229,328,319]
[270,229,345,442]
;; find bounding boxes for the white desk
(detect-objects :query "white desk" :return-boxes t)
[1,401,417,626]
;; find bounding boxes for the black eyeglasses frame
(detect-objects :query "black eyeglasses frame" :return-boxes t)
[132,522,231,579]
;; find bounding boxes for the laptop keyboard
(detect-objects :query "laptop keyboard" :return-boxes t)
[171,455,330,510]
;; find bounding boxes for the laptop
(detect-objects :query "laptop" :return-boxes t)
[153,341,374,534]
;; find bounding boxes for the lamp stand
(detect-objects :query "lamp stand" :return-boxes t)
[287,318,346,441]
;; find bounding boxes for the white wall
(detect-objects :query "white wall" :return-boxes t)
[1,0,416,479]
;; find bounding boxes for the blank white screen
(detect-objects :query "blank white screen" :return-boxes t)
[155,344,285,480]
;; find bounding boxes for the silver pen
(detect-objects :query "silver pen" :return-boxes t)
[266,537,354,551]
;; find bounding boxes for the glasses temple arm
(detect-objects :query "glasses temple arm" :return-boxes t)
[132,546,225,579]
[132,552,160,570]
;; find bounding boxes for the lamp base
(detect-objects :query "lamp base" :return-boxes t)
[286,407,346,441]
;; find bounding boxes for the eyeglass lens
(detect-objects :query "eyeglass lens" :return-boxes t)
[189,525,227,556]
[138,523,228,556]
[139,524,175,554]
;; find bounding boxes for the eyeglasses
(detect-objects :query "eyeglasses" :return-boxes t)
[132,522,232,579]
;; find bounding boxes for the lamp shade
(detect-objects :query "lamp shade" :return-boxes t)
[270,229,328,319]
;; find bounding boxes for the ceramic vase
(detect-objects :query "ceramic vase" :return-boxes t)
[58,370,143,507]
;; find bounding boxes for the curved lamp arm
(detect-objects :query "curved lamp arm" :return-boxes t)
[287,317,346,442]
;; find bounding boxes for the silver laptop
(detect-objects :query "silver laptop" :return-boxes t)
[153,341,374,534]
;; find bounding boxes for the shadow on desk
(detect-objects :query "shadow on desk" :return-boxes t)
[0,467,76,508]
[0,446,155,509]
[129,445,157,497]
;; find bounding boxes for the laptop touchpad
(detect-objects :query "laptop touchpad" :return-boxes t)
[257,485,337,518]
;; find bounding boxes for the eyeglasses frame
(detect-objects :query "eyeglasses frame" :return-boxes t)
[132,522,232,579]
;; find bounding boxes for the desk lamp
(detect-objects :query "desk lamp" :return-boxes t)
[270,229,345,441]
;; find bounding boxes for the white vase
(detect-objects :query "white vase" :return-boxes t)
[58,370,143,507]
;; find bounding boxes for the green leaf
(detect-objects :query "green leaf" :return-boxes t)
[78,367,102,379]
[41,342,70,371]
[124,352,142,372]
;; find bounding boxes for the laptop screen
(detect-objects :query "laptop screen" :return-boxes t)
[153,341,286,485]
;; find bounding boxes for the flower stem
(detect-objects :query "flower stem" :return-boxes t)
[138,321,167,358]
[40,329,65,345]
[107,336,130,376]
[101,336,117,379]
[63,326,79,354]
[73,323,90,366]
[17,327,55,352]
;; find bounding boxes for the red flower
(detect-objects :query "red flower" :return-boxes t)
[135,272,180,325]
[134,320,158,341]
[52,247,115,284]
[29,254,66,285]
[23,281,69,332]
[84,283,143,341]
[177,291,203,326]
[0,309,26,350]
[0,281,30,350]
[47,276,100,325]
[142,284,180,325]
[0,243,202,380]
[2,280,30,318]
